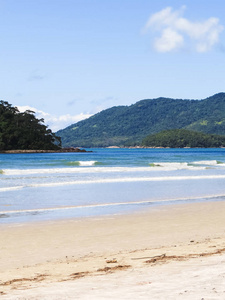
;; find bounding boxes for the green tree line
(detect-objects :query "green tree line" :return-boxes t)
[142,129,225,148]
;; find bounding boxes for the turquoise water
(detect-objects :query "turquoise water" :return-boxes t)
[1,148,225,224]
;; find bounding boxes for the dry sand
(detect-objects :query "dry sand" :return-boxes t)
[1,200,225,299]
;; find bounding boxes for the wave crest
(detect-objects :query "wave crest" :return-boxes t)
[66,160,101,166]
[149,162,202,170]
[77,160,99,166]
[192,160,220,165]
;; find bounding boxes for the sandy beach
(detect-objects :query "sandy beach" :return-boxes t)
[1,200,225,299]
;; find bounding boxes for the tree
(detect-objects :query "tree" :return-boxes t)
[0,101,61,150]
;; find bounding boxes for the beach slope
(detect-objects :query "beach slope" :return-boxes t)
[1,201,225,299]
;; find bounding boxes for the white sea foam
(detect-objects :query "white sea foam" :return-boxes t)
[3,167,101,175]
[27,174,225,187]
[66,160,100,166]
[1,174,225,192]
[149,160,225,169]
[3,164,207,176]
[151,162,188,167]
[1,193,225,215]
[78,160,98,166]
[149,162,207,170]
[151,162,189,168]
[192,160,219,165]
[0,186,24,192]
[3,167,125,175]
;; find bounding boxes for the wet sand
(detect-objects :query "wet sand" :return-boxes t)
[1,200,225,299]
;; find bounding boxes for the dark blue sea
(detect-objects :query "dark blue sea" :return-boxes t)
[1,148,225,224]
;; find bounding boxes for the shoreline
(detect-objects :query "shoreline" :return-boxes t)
[1,200,225,298]
[2,147,225,153]
[0,147,92,154]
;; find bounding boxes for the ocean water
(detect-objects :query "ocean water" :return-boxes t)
[1,148,225,224]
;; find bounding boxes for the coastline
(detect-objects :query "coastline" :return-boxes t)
[1,200,225,298]
[2,147,225,153]
[0,147,92,154]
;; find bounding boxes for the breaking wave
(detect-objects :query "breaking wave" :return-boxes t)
[71,160,101,166]
[2,163,210,176]
[149,160,225,169]
[192,160,223,165]
[149,162,205,170]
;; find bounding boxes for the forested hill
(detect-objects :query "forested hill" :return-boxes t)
[0,101,61,150]
[57,93,225,147]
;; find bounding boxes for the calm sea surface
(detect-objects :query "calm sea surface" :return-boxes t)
[1,148,225,224]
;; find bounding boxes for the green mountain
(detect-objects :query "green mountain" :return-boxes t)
[142,129,225,148]
[57,93,225,147]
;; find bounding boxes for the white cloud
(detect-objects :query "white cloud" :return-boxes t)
[17,105,92,132]
[144,6,186,31]
[154,28,184,52]
[144,6,224,52]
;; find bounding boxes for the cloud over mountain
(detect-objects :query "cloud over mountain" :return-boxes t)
[17,105,92,132]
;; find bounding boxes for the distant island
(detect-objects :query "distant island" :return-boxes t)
[57,93,225,148]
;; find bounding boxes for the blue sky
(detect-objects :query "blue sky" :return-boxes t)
[1,0,225,131]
